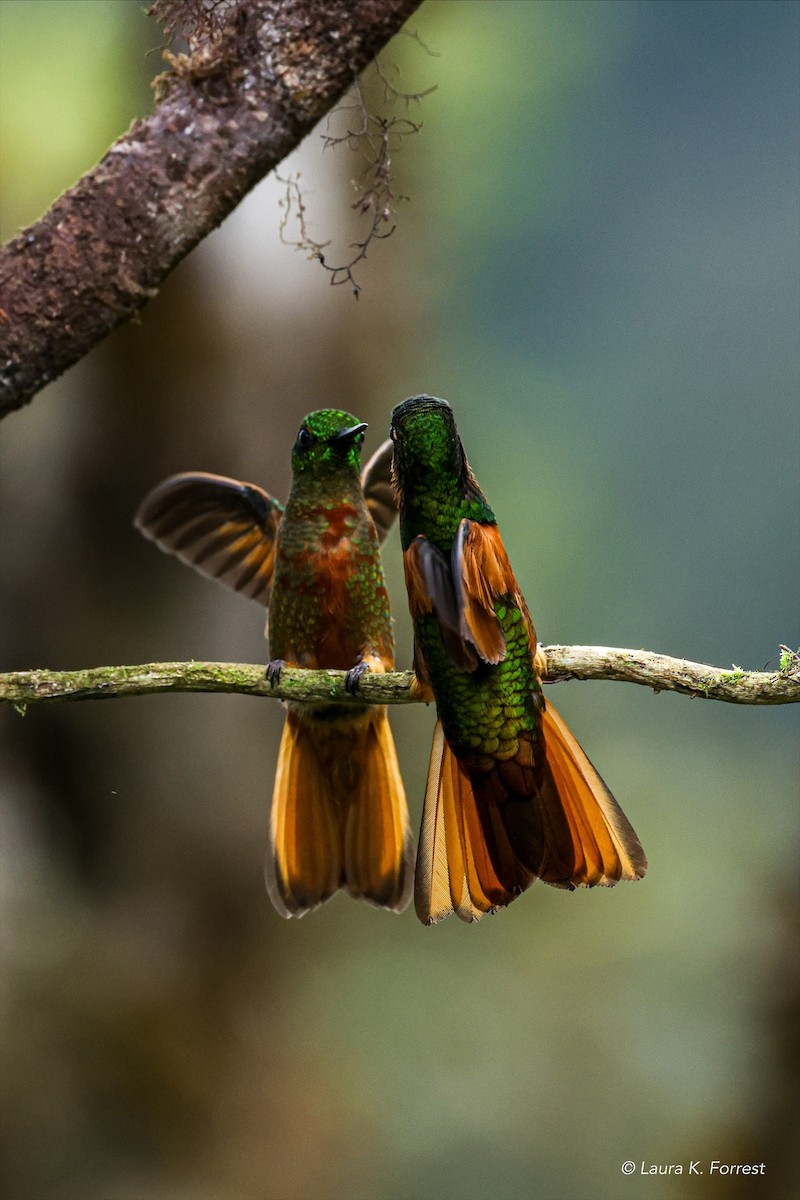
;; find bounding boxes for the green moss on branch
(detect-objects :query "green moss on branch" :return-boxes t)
[1,646,797,709]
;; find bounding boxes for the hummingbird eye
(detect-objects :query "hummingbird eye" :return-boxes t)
[297,427,314,449]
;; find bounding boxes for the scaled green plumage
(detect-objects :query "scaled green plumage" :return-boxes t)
[391,394,646,924]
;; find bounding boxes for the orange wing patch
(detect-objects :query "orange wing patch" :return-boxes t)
[454,520,527,665]
[402,537,436,621]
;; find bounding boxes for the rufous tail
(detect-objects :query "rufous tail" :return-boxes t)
[415,703,647,925]
[266,706,413,918]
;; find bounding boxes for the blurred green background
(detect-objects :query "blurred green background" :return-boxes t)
[1,1,798,1198]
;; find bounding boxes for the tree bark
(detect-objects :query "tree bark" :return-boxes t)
[0,0,423,417]
[2,647,797,709]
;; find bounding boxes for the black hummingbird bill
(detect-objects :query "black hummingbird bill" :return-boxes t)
[135,411,413,919]
[389,394,647,925]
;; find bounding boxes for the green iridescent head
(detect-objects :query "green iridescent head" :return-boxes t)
[291,409,368,476]
[390,395,493,547]
[390,395,466,479]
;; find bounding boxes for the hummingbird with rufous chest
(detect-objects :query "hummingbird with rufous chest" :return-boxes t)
[389,394,646,924]
[135,409,412,918]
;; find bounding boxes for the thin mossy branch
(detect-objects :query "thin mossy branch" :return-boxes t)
[2,646,797,711]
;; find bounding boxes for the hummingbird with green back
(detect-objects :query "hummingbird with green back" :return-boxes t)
[135,409,412,918]
[389,394,646,924]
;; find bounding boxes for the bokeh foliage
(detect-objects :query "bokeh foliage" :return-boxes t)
[1,2,798,1198]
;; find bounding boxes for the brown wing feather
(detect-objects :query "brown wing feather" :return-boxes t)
[453,520,529,665]
[406,521,538,672]
[134,472,282,606]
[402,537,436,621]
[360,439,398,543]
[403,536,478,671]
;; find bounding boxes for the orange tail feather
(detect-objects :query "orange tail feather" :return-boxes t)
[415,704,646,925]
[539,702,647,887]
[266,706,412,918]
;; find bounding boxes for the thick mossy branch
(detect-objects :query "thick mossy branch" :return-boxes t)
[0,0,423,415]
[1,646,797,710]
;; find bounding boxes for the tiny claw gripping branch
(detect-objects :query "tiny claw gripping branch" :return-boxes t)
[345,662,371,694]
[266,660,286,686]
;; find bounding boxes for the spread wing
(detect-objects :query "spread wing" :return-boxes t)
[134,472,283,606]
[360,438,398,543]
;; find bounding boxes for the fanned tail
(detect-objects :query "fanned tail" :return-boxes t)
[266,707,413,918]
[266,711,340,917]
[415,722,486,925]
[415,704,646,925]
[415,721,524,924]
[538,702,647,887]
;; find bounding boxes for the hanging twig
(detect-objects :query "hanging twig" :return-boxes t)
[277,55,434,297]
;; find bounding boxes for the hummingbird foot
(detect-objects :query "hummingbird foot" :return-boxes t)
[266,659,286,686]
[344,661,370,695]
